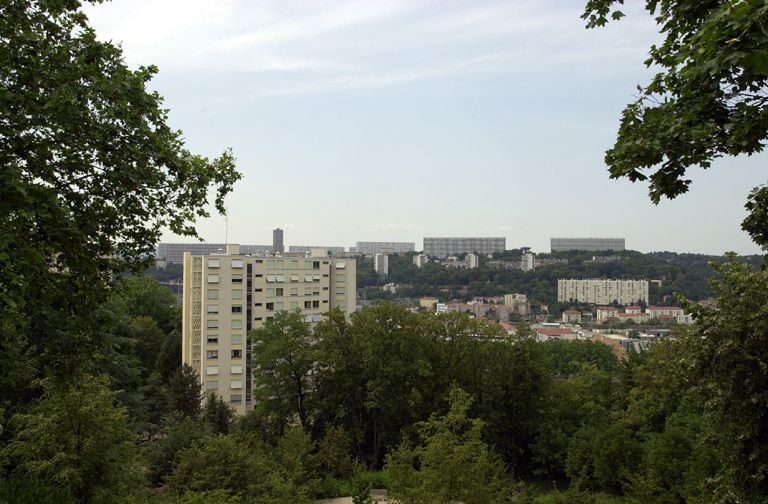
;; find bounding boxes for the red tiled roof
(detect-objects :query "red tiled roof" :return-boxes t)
[536,327,575,336]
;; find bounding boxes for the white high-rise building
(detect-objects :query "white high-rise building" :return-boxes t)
[557,278,648,305]
[182,245,356,414]
[521,252,536,271]
[413,254,428,268]
[355,241,415,255]
[466,253,479,269]
[374,254,389,276]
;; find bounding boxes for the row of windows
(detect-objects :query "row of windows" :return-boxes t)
[207,304,243,314]
[207,289,242,300]
[207,334,243,344]
[207,259,244,269]
[207,274,242,284]
[206,365,243,375]
[206,349,243,360]
[206,319,244,329]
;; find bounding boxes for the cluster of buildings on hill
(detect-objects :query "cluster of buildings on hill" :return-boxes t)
[157,234,627,266]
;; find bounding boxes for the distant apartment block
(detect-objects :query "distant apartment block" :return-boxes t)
[288,245,346,254]
[521,252,536,272]
[181,245,356,414]
[374,254,389,276]
[466,253,479,269]
[558,278,648,305]
[550,237,625,252]
[423,237,506,258]
[272,228,284,254]
[413,254,428,268]
[355,241,415,255]
[157,243,273,264]
[504,293,530,316]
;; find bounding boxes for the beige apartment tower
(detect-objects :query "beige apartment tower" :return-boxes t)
[182,245,356,414]
[557,278,648,306]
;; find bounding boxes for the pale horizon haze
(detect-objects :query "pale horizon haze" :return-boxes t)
[86,0,766,256]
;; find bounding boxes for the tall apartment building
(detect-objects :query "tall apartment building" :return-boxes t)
[355,241,415,255]
[551,237,625,252]
[157,243,273,264]
[181,245,356,414]
[504,293,530,316]
[423,237,506,258]
[557,278,648,305]
[289,245,346,254]
[413,254,428,268]
[374,254,389,276]
[272,228,284,254]
[521,252,536,272]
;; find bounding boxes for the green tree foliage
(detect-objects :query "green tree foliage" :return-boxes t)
[250,311,315,432]
[145,414,206,486]
[583,0,768,247]
[0,375,141,502]
[202,392,235,435]
[170,364,203,419]
[386,387,511,504]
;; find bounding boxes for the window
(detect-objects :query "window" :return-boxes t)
[312,274,321,281]
[231,349,242,359]
[230,394,242,404]
[255,316,263,321]
[336,262,346,269]
[206,381,218,390]
[230,380,242,389]
[290,287,298,296]
[206,366,218,375]
[290,301,298,310]
[313,261,320,269]
[290,260,299,269]
[312,300,319,308]
[266,302,274,311]
[231,365,243,374]
[323,274,329,277]
[323,286,329,291]
[336,274,346,282]
[313,287,320,295]
[322,300,328,304]
[304,287,312,295]
[207,304,219,314]
[304,275,313,282]
[275,288,284,296]
[231,335,243,344]
[231,274,243,284]
[231,304,242,313]
[255,259,263,263]
[266,275,276,283]
[267,288,274,298]
[207,274,220,283]
[255,288,263,292]
[207,350,218,359]
[207,289,219,300]
[290,274,299,282]
[336,288,346,295]
[266,316,274,321]
[275,302,284,311]
[231,259,244,268]
[275,260,284,268]
[276,274,285,282]
[255,302,263,307]
[231,319,242,329]
[231,289,243,299]
[304,301,312,309]
[267,261,274,270]
[206,319,218,329]
[207,259,220,268]
[207,336,218,344]
[255,274,263,278]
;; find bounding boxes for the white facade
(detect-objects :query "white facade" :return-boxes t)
[413,254,428,268]
[355,241,415,255]
[551,237,625,252]
[466,253,479,269]
[374,253,389,276]
[521,252,536,272]
[558,278,649,305]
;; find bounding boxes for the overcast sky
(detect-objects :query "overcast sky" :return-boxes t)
[85,0,766,255]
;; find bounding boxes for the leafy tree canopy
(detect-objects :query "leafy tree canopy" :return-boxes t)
[0,0,241,323]
[583,0,768,247]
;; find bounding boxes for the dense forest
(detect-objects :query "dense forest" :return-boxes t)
[3,266,768,503]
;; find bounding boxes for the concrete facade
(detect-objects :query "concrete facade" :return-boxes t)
[423,237,505,258]
[355,241,415,255]
[182,245,356,414]
[558,278,649,305]
[550,237,625,252]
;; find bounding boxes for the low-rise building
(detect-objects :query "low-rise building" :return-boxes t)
[562,308,582,324]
